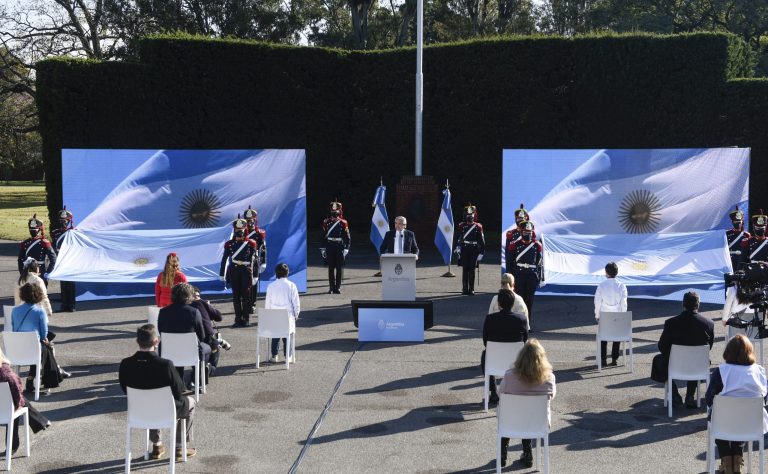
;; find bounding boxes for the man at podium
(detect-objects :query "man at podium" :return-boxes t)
[380,216,419,259]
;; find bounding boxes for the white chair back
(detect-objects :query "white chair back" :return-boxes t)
[2,332,41,366]
[498,394,550,437]
[147,306,160,328]
[486,341,524,378]
[598,311,632,341]
[160,333,199,367]
[1,306,13,331]
[669,344,710,379]
[126,387,177,430]
[711,395,764,441]
[258,309,293,338]
[0,383,16,424]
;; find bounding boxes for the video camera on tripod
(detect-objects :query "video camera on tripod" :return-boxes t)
[724,262,768,338]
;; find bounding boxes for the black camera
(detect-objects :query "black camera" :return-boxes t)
[724,263,768,338]
[215,332,232,351]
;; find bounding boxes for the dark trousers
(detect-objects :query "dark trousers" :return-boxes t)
[60,281,76,311]
[7,402,49,450]
[271,338,289,357]
[29,341,62,389]
[460,248,479,293]
[672,380,699,398]
[480,350,497,394]
[501,438,532,455]
[326,250,344,291]
[716,439,744,457]
[150,396,195,445]
[513,270,539,323]
[601,341,621,362]
[229,266,253,323]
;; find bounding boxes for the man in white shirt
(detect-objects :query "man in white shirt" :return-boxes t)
[594,262,628,366]
[265,263,301,363]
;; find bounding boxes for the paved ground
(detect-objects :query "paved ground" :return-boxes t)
[0,240,744,473]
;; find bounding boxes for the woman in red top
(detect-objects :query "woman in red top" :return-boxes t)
[155,253,187,307]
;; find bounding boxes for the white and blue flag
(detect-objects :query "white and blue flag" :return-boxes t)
[434,187,454,264]
[370,184,389,254]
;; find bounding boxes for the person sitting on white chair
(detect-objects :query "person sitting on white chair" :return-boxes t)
[0,346,50,454]
[119,324,196,461]
[705,334,768,474]
[594,262,628,366]
[721,284,751,329]
[498,339,556,468]
[265,263,300,363]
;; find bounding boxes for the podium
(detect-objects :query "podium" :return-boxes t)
[380,254,417,301]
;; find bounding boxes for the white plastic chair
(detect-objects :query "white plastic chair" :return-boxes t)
[727,325,764,366]
[160,333,204,402]
[147,306,160,328]
[256,309,296,370]
[497,394,550,474]
[0,382,29,471]
[706,395,765,474]
[484,341,525,412]
[125,387,186,474]
[2,332,41,401]
[1,307,13,331]
[596,311,633,372]
[664,344,710,417]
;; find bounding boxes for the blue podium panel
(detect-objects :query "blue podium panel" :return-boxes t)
[358,308,425,342]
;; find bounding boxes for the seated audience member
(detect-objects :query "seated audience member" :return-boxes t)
[594,261,628,366]
[11,283,67,393]
[265,263,301,363]
[14,259,52,319]
[119,324,196,461]
[190,286,228,372]
[0,345,51,454]
[499,339,556,468]
[705,334,768,474]
[157,283,211,384]
[155,253,187,308]
[487,273,529,329]
[481,289,528,405]
[657,290,714,408]
[721,284,750,328]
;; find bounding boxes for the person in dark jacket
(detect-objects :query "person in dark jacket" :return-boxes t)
[119,324,196,461]
[657,290,715,408]
[157,283,211,383]
[189,286,227,372]
[481,289,528,405]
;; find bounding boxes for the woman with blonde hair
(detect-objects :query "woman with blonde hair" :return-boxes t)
[487,273,529,329]
[498,339,556,468]
[14,258,52,319]
[155,253,187,308]
[706,334,768,474]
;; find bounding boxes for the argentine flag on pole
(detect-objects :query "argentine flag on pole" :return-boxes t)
[434,186,454,264]
[370,183,389,254]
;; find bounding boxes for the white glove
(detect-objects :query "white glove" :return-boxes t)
[453,247,460,255]
[539,280,546,288]
[219,275,225,282]
[321,250,327,259]
[343,249,349,257]
[259,264,266,273]
[43,273,50,279]
[477,254,483,262]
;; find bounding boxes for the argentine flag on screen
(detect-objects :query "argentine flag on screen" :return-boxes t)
[434,187,454,264]
[370,184,389,254]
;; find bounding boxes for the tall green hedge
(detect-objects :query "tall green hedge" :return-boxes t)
[36,32,763,233]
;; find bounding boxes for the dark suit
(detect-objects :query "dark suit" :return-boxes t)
[380,229,419,256]
[158,303,211,379]
[119,350,194,444]
[657,309,715,398]
[481,310,528,394]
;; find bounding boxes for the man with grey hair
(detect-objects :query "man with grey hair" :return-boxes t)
[158,282,211,384]
[380,216,419,259]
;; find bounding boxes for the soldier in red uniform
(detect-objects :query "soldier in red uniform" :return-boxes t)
[741,210,768,266]
[454,204,485,295]
[725,206,749,272]
[243,206,267,311]
[50,207,76,312]
[509,221,543,327]
[321,201,351,294]
[17,214,56,286]
[504,203,534,273]
[219,218,259,328]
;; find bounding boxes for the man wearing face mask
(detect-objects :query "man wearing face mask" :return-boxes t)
[321,200,351,294]
[454,204,485,295]
[509,221,543,328]
[726,206,749,272]
[17,215,56,286]
[741,211,768,266]
[219,218,259,328]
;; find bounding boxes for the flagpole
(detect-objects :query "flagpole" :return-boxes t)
[441,179,455,277]
[374,177,384,277]
[415,0,423,177]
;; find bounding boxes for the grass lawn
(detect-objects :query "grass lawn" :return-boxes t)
[0,182,48,241]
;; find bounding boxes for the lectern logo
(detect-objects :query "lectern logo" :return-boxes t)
[394,263,403,275]
[377,319,386,330]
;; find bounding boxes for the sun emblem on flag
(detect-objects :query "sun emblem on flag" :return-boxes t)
[631,260,648,271]
[133,256,151,267]
[443,225,452,233]
[179,189,222,229]
[618,190,661,234]
[377,219,386,228]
